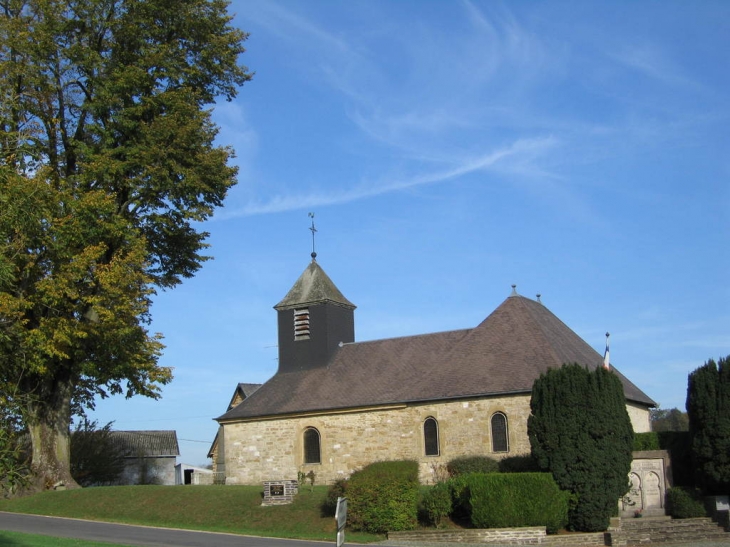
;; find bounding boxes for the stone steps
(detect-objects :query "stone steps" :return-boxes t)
[614,516,729,545]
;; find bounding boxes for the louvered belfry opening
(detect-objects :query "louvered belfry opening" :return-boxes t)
[294,308,310,340]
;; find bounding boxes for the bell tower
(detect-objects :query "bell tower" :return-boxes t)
[274,258,356,373]
[274,216,355,373]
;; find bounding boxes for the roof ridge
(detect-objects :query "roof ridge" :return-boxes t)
[340,327,473,347]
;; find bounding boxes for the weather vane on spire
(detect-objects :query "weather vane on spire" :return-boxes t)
[308,212,317,260]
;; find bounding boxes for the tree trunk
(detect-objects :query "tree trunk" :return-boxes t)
[26,375,79,490]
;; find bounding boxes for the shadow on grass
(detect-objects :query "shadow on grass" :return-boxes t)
[0,531,40,546]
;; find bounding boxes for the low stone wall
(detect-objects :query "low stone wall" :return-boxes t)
[387,526,606,546]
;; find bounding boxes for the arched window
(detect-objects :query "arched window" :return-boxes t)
[424,417,440,456]
[303,427,321,464]
[491,413,509,453]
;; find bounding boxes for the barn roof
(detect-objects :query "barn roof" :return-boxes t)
[111,430,180,457]
[218,294,655,422]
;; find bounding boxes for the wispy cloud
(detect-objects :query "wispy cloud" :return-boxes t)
[216,136,558,218]
[238,1,353,56]
[607,43,701,92]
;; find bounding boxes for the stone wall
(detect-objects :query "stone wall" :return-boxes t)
[388,527,607,546]
[221,395,651,485]
[626,401,651,433]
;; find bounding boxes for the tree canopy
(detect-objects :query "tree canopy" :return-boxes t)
[528,363,634,532]
[686,355,730,495]
[650,407,689,432]
[0,0,251,489]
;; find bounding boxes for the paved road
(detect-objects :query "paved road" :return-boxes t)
[0,512,336,547]
[3,512,730,547]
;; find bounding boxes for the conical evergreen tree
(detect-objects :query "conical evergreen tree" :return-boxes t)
[528,363,634,532]
[687,355,730,494]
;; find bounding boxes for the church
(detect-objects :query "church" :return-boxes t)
[211,255,655,485]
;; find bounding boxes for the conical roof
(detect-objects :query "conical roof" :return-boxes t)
[274,260,355,311]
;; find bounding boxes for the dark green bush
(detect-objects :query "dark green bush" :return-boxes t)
[466,472,569,534]
[633,432,660,451]
[658,432,692,487]
[447,455,499,477]
[666,487,707,518]
[71,420,128,487]
[633,431,692,487]
[499,454,541,473]
[321,478,348,517]
[421,482,452,527]
[446,473,473,522]
[347,460,419,533]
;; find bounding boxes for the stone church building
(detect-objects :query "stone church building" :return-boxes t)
[212,257,655,485]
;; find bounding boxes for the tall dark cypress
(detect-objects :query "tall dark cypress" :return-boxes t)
[687,355,730,494]
[528,363,634,532]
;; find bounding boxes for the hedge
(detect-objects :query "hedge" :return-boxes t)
[665,486,707,519]
[447,455,499,476]
[346,460,419,533]
[466,472,570,534]
[421,481,452,527]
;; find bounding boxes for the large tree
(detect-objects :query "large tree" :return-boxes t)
[0,0,251,489]
[686,355,730,495]
[650,407,688,432]
[528,363,634,532]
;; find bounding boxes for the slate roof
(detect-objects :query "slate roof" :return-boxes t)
[218,294,655,423]
[110,430,180,457]
[227,382,262,410]
[274,260,356,310]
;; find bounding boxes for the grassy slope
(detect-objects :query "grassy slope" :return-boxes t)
[0,485,380,543]
[0,530,135,547]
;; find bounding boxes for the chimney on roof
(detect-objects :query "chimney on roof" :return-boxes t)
[511,284,518,296]
[536,293,542,303]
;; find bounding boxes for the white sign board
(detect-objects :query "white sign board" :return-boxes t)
[335,496,347,547]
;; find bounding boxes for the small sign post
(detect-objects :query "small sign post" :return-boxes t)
[335,496,347,547]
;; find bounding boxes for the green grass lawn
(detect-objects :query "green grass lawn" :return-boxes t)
[0,530,135,547]
[0,485,381,543]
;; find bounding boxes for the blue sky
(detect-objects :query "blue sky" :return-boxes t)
[89,0,729,466]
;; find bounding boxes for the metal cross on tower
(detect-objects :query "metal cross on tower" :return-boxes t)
[308,212,317,260]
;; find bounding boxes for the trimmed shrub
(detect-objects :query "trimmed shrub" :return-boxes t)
[666,487,707,519]
[499,454,541,473]
[421,481,452,527]
[466,472,570,534]
[347,460,419,533]
[634,432,660,451]
[447,456,499,477]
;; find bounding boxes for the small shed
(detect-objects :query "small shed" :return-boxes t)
[175,463,217,485]
[111,430,179,485]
